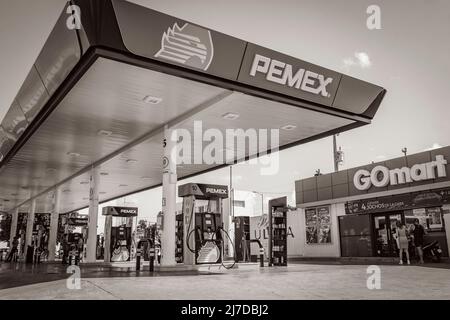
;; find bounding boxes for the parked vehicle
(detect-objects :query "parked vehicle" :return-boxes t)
[422,241,443,262]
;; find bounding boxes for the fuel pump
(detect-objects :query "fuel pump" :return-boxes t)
[102,206,138,263]
[62,213,88,265]
[178,183,235,268]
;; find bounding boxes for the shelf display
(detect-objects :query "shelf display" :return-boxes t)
[270,198,288,266]
[175,212,184,263]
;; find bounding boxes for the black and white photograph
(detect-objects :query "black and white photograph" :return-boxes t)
[0,0,450,311]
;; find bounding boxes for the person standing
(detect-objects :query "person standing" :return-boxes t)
[6,237,19,262]
[396,221,410,265]
[412,218,426,264]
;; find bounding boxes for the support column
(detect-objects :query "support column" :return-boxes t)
[161,125,177,266]
[25,199,36,259]
[86,166,100,263]
[9,208,19,250]
[47,188,61,261]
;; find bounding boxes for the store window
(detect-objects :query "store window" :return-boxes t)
[305,206,331,244]
[405,206,446,231]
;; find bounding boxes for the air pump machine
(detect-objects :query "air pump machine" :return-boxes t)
[178,183,234,267]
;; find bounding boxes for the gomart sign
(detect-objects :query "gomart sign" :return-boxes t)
[353,155,447,191]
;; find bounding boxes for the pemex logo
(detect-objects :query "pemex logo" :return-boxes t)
[155,23,214,71]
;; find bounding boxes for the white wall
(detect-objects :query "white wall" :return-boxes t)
[444,213,450,258]
[248,211,304,258]
[287,211,303,257]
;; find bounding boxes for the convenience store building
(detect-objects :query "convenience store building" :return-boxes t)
[294,146,450,259]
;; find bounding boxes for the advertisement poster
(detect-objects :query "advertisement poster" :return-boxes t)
[249,215,269,259]
[305,206,331,244]
[306,226,318,244]
[426,207,443,229]
[305,209,317,226]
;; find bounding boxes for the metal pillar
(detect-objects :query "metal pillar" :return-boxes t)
[161,125,177,266]
[25,199,36,259]
[9,208,19,249]
[86,166,100,263]
[333,134,338,172]
[47,188,61,261]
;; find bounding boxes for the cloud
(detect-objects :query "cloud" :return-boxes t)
[343,52,372,69]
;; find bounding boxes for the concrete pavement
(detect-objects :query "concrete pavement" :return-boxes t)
[0,262,449,300]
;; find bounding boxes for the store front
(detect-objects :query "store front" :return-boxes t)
[295,146,450,259]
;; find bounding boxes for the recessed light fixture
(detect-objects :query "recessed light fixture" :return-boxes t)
[222,112,240,120]
[67,152,81,157]
[281,124,297,131]
[126,159,138,164]
[99,192,107,195]
[143,95,163,104]
[119,184,128,187]
[80,181,89,185]
[100,172,109,176]
[141,176,152,180]
[98,130,113,137]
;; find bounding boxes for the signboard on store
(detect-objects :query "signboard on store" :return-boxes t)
[345,188,450,214]
[353,155,447,191]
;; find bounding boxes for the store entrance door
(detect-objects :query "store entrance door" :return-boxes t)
[373,212,403,257]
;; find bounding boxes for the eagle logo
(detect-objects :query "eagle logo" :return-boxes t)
[155,23,214,71]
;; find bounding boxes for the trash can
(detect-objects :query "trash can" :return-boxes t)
[25,246,34,264]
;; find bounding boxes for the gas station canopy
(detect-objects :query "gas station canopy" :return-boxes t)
[0,0,386,214]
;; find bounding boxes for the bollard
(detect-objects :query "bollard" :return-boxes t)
[259,247,264,267]
[136,248,142,271]
[149,248,155,272]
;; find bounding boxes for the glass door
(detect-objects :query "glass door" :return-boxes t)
[373,212,403,257]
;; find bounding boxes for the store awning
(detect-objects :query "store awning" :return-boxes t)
[0,0,386,214]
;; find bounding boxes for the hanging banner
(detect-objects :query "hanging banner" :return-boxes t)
[345,188,450,214]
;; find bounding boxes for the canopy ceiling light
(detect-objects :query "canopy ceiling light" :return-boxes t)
[0,0,385,213]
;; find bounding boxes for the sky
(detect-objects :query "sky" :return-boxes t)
[1,0,450,223]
